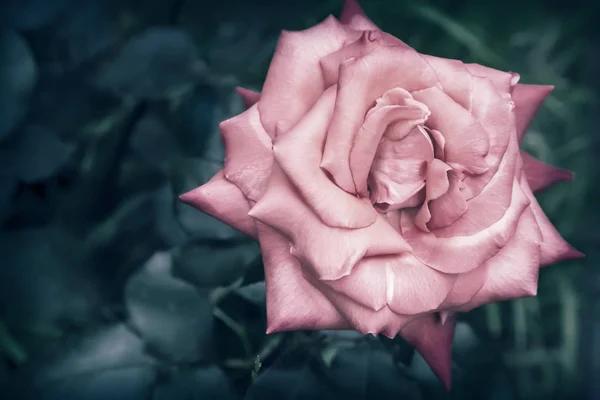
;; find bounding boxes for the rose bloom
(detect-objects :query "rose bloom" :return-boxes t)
[180,0,583,389]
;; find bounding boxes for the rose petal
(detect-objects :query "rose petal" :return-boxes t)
[321,44,438,194]
[249,164,411,281]
[521,150,574,192]
[259,16,359,137]
[458,76,515,200]
[220,104,274,202]
[235,87,260,109]
[512,84,554,142]
[310,276,416,337]
[368,125,433,209]
[326,253,457,315]
[465,63,520,98]
[423,56,474,111]
[433,132,519,238]
[414,159,454,231]
[402,179,531,273]
[272,86,378,229]
[412,86,490,174]
[519,175,583,266]
[320,30,382,87]
[454,207,541,312]
[438,259,489,309]
[426,170,468,230]
[350,89,430,197]
[400,314,457,392]
[257,223,350,333]
[179,170,257,238]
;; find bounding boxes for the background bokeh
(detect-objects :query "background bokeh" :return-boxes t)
[0,0,598,399]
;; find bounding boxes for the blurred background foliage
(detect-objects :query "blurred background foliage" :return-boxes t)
[0,0,598,399]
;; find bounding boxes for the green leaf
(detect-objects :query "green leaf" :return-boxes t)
[130,114,172,173]
[125,252,215,363]
[234,281,266,307]
[0,125,74,183]
[172,241,260,289]
[151,365,238,400]
[0,0,72,30]
[0,228,102,329]
[5,324,158,400]
[0,30,37,141]
[323,341,422,400]
[94,27,206,100]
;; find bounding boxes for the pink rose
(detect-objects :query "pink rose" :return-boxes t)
[180,0,583,389]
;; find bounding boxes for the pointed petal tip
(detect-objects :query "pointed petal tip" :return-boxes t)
[235,86,261,109]
[178,190,196,205]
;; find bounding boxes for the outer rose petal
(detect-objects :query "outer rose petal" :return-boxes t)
[309,275,416,337]
[249,164,411,281]
[257,223,350,333]
[457,76,515,200]
[235,87,260,109]
[422,56,475,111]
[519,175,583,266]
[220,104,273,202]
[259,16,359,137]
[512,84,554,141]
[454,206,541,312]
[465,63,520,98]
[326,253,458,315]
[321,43,438,194]
[401,179,530,274]
[179,170,257,238]
[400,314,457,391]
[520,150,574,192]
[273,86,378,229]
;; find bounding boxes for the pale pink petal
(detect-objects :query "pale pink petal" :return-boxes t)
[521,150,574,192]
[422,56,474,111]
[512,84,554,142]
[339,0,380,30]
[433,132,519,238]
[259,16,359,136]
[351,89,430,197]
[465,63,520,97]
[401,179,530,273]
[310,276,416,337]
[320,29,382,87]
[179,170,257,238]
[257,223,350,333]
[454,207,541,312]
[439,260,489,309]
[321,43,438,194]
[426,170,468,230]
[458,76,515,200]
[326,253,457,315]
[272,86,378,229]
[415,159,454,231]
[412,86,490,174]
[519,175,584,266]
[400,314,457,391]
[235,87,260,109]
[220,104,273,202]
[249,165,411,281]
